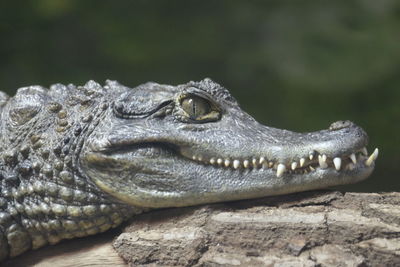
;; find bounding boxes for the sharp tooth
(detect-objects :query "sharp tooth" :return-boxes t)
[365,148,379,167]
[192,155,197,161]
[262,160,269,169]
[224,159,230,167]
[252,158,258,168]
[210,158,216,165]
[291,162,298,170]
[217,158,223,165]
[309,151,315,160]
[259,157,266,165]
[350,153,357,164]
[276,164,286,178]
[318,154,328,169]
[309,166,315,171]
[233,160,240,169]
[333,157,342,171]
[243,160,250,168]
[268,162,274,168]
[372,148,379,159]
[300,158,306,167]
[361,147,368,156]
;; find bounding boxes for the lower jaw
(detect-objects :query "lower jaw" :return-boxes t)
[188,164,375,205]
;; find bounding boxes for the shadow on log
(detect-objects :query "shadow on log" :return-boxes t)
[5,191,400,266]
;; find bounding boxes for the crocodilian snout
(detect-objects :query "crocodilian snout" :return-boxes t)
[265,120,379,178]
[181,119,378,179]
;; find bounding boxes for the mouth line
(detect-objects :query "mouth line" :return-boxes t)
[180,146,379,178]
[99,142,177,156]
[100,140,379,178]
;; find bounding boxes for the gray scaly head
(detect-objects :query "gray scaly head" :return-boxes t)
[81,78,378,208]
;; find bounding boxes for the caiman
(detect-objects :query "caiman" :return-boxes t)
[0,79,378,261]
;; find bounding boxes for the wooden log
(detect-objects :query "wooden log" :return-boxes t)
[5,191,400,266]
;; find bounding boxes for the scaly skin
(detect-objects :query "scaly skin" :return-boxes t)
[0,79,377,261]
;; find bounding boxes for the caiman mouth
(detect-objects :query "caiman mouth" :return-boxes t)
[98,139,378,179]
[180,146,378,177]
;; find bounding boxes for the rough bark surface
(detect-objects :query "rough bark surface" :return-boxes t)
[5,191,400,266]
[114,191,400,267]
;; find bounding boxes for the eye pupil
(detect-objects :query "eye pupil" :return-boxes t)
[188,98,196,117]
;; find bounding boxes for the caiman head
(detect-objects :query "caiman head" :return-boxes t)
[80,79,378,208]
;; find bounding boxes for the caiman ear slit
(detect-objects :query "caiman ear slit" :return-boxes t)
[113,82,176,118]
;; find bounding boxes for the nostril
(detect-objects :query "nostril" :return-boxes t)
[329,120,354,131]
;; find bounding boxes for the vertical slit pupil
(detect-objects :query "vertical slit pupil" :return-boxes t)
[191,99,196,118]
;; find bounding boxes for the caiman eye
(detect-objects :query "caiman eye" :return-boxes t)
[180,95,220,122]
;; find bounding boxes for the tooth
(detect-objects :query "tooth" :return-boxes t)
[361,147,368,156]
[243,160,250,168]
[300,158,306,167]
[262,160,269,168]
[318,154,328,169]
[309,166,315,171]
[224,159,230,167]
[291,162,298,170]
[252,158,258,168]
[365,148,379,167]
[259,157,266,165]
[210,158,216,165]
[309,151,315,160]
[233,160,240,169]
[276,164,286,177]
[269,162,274,168]
[333,157,342,171]
[192,155,197,161]
[371,147,379,159]
[217,158,223,165]
[350,153,357,164]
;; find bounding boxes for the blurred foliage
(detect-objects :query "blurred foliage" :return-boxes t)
[0,0,398,191]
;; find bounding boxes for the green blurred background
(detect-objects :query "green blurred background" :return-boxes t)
[0,0,398,192]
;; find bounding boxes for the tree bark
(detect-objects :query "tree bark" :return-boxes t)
[6,191,400,266]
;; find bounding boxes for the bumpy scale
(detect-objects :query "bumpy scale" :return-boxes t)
[0,79,378,261]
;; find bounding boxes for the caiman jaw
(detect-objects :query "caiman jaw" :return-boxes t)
[180,147,379,178]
